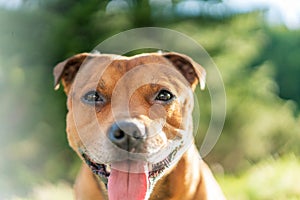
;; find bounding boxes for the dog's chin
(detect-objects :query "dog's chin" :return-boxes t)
[81,145,182,190]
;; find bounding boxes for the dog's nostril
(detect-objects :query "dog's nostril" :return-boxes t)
[114,130,125,140]
[109,127,126,142]
[132,131,142,139]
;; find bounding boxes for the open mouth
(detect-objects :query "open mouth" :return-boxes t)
[82,153,111,185]
[81,145,181,187]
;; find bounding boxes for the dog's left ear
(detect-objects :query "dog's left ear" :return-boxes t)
[162,52,206,90]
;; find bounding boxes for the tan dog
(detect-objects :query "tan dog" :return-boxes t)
[54,52,225,200]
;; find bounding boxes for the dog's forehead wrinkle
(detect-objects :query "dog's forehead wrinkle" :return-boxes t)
[98,79,106,90]
[73,59,113,91]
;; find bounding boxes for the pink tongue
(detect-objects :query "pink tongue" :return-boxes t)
[108,162,149,200]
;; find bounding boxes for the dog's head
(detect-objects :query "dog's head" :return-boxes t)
[54,52,205,200]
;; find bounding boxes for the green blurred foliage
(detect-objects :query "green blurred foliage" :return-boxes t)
[0,0,299,199]
[218,154,300,199]
[252,27,300,108]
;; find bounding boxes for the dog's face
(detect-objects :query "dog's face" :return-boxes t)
[54,52,205,200]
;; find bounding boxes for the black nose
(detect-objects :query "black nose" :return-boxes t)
[108,120,146,151]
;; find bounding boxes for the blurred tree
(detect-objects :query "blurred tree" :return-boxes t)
[251,28,300,112]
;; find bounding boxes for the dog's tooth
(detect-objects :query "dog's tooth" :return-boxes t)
[105,164,111,172]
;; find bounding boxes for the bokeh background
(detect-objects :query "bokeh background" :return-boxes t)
[1,0,300,199]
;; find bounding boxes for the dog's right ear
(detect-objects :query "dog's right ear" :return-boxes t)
[53,53,90,94]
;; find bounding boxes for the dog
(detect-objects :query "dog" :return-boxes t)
[54,52,226,200]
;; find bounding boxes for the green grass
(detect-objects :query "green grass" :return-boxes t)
[217,154,300,200]
[11,182,73,200]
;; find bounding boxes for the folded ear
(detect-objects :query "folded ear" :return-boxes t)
[162,52,206,90]
[53,53,91,94]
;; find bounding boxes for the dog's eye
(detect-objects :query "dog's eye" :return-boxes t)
[82,91,105,105]
[155,90,175,102]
